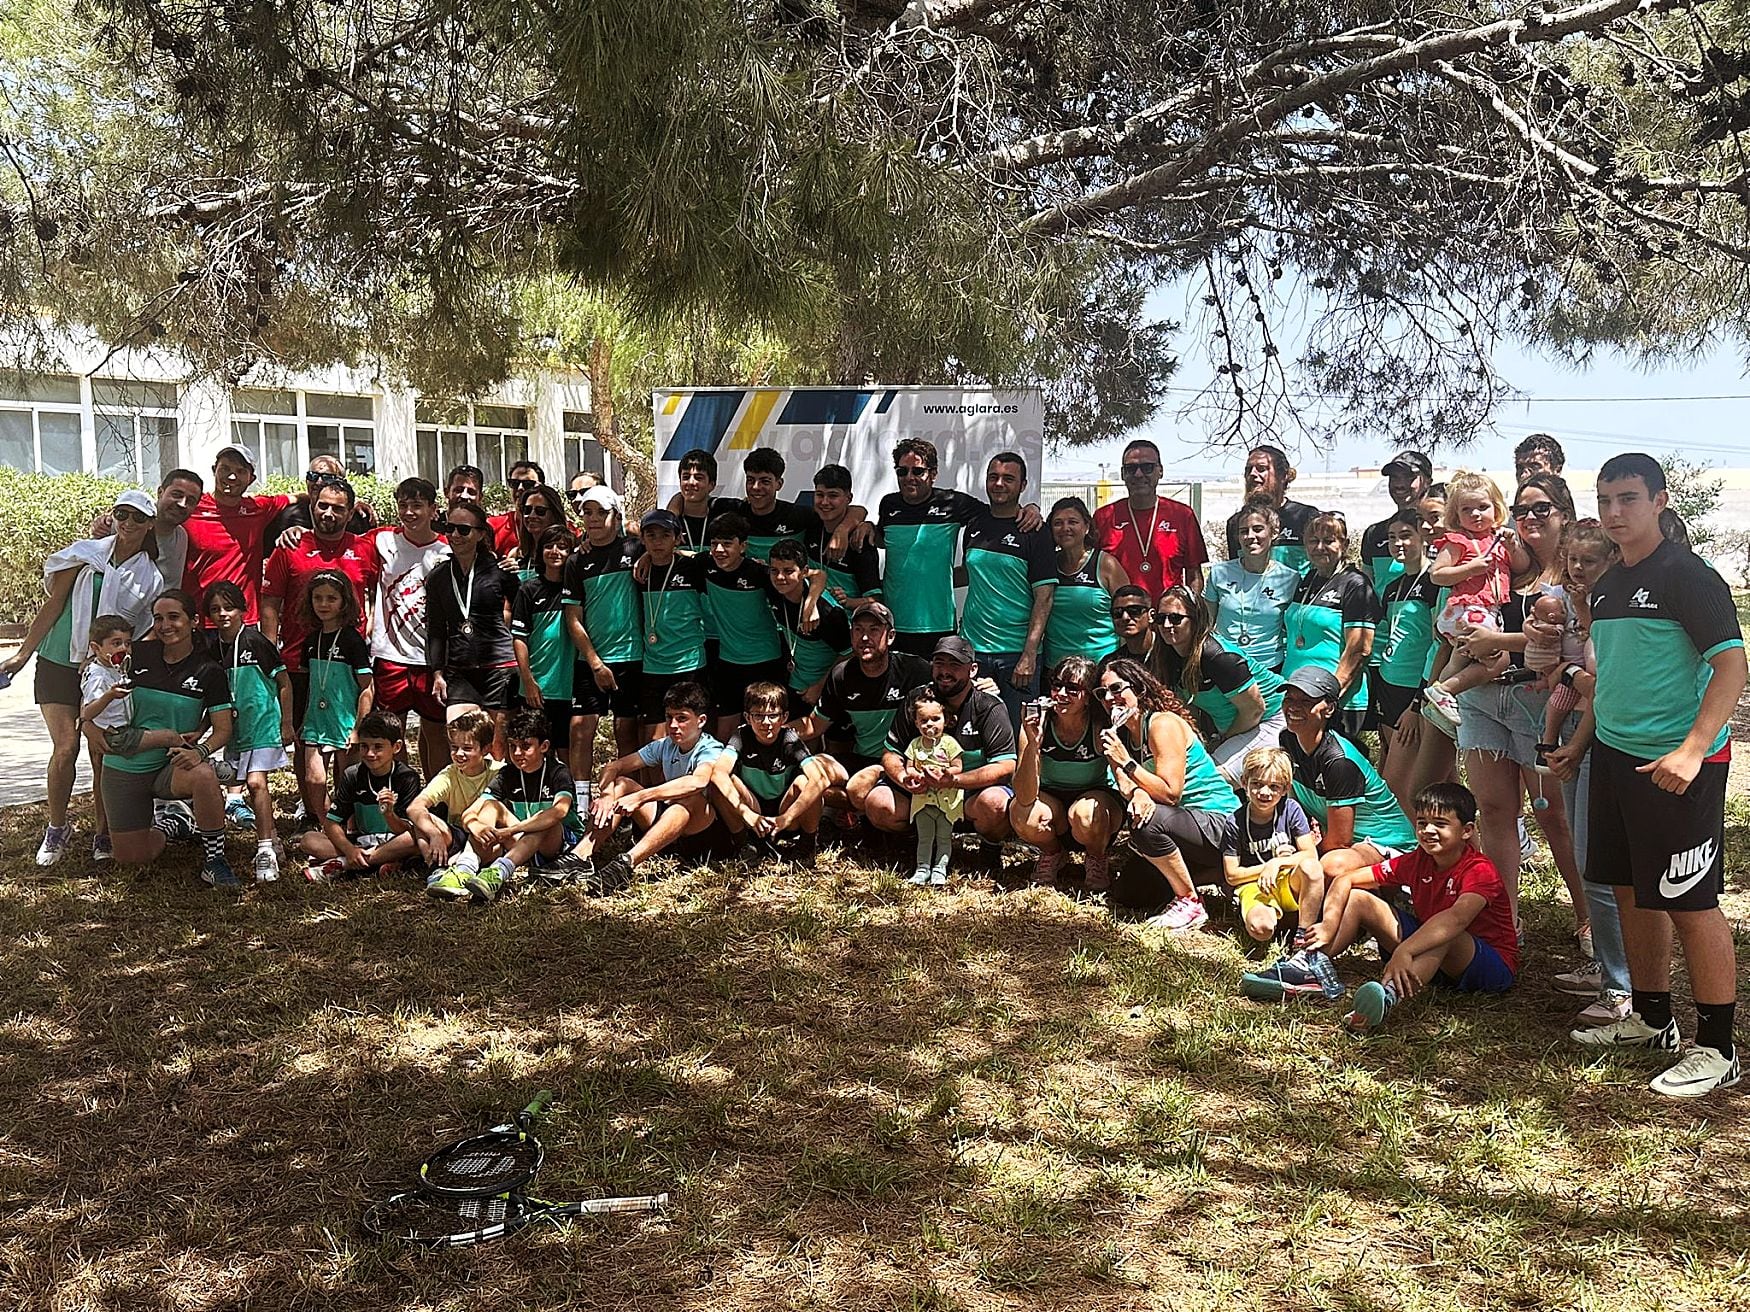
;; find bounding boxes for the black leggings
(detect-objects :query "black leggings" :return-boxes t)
[1115,801,1227,908]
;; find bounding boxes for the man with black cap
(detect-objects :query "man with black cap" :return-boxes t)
[1361,451,1435,593]
[184,443,293,625]
[862,635,1018,843]
[1279,665,1416,883]
[634,508,711,733]
[800,603,932,794]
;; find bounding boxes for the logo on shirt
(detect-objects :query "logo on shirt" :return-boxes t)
[1628,588,1655,610]
[926,504,952,518]
[1317,589,1342,605]
[1002,534,1019,548]
[1658,839,1716,900]
[885,686,903,700]
[181,675,204,692]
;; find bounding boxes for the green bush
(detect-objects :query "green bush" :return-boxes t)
[0,471,133,627]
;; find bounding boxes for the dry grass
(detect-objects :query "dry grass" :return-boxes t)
[1,783,1749,1312]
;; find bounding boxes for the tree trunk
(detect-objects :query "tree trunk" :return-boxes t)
[589,333,655,515]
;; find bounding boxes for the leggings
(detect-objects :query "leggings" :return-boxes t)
[1128,801,1227,882]
[915,805,953,878]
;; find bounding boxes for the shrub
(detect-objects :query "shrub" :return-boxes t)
[0,471,132,627]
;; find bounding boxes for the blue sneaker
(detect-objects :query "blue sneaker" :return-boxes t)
[1240,950,1326,1002]
[225,794,256,827]
[201,858,241,890]
[1345,980,1397,1032]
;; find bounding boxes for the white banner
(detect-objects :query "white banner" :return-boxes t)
[653,386,1045,507]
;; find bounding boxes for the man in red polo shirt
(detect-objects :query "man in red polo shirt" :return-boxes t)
[1092,438,1208,595]
[182,444,292,623]
[488,459,545,556]
[261,476,379,678]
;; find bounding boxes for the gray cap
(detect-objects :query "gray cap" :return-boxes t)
[849,601,895,628]
[1281,666,1342,702]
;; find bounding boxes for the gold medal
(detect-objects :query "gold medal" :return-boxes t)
[648,630,660,645]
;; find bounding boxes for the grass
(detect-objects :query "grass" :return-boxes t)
[1,781,1749,1311]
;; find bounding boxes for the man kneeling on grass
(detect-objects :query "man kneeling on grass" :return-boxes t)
[1307,781,1519,1032]
[580,680,725,891]
[708,681,844,862]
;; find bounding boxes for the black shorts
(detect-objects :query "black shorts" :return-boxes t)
[709,659,789,719]
[1375,679,1420,733]
[536,698,577,748]
[572,660,642,719]
[445,664,517,711]
[289,669,310,731]
[639,668,707,724]
[1586,739,1728,912]
[34,657,81,708]
[892,630,954,658]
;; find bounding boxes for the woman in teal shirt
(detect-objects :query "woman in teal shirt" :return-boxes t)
[1205,497,1299,673]
[1043,498,1126,665]
[1010,656,1120,892]
[1282,512,1378,741]
[1154,584,1286,786]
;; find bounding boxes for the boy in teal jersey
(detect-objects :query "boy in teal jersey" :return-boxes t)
[1277,667,1415,887]
[458,707,588,900]
[634,509,710,731]
[203,580,294,880]
[702,512,789,739]
[712,448,825,563]
[1360,451,1434,592]
[563,487,644,767]
[513,524,580,752]
[709,680,843,859]
[1374,510,1439,808]
[301,709,424,879]
[959,451,1056,725]
[807,465,882,610]
[1572,453,1746,1097]
[766,538,850,721]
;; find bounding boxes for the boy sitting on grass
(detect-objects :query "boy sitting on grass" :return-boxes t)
[455,707,587,902]
[1229,746,1341,1001]
[407,710,501,899]
[300,709,423,880]
[708,680,844,861]
[1307,781,1519,1032]
[582,680,725,892]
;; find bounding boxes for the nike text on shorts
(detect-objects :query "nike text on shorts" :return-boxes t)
[1583,741,1727,913]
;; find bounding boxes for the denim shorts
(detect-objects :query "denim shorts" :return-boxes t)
[1455,681,1550,769]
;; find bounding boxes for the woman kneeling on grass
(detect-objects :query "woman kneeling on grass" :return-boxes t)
[1095,656,1237,930]
[1010,656,1120,891]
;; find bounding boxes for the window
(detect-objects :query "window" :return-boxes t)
[93,378,180,485]
[563,411,610,483]
[415,401,530,488]
[230,388,376,479]
[0,373,83,475]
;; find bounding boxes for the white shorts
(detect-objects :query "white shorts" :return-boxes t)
[216,746,290,781]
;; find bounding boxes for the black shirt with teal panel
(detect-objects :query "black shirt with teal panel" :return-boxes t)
[563,535,644,667]
[724,725,813,801]
[102,639,233,775]
[487,757,585,838]
[328,761,423,835]
[815,652,932,758]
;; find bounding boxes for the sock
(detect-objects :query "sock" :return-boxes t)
[199,829,225,865]
[451,848,481,874]
[1695,1002,1736,1058]
[151,815,179,840]
[256,838,275,853]
[1633,990,1674,1031]
[493,855,516,878]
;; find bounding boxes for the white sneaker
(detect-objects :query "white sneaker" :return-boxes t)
[1575,992,1632,1027]
[1552,958,1603,996]
[1650,1046,1741,1098]
[1570,1014,1680,1050]
[930,870,948,888]
[35,824,70,867]
[1422,683,1460,724]
[909,870,930,886]
[252,846,281,883]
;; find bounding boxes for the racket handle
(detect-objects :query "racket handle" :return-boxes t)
[518,1090,553,1124]
[572,1193,669,1215]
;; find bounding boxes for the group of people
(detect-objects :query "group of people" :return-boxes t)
[3,429,1742,1097]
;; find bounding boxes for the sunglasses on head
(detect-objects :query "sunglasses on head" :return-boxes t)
[1511,502,1556,521]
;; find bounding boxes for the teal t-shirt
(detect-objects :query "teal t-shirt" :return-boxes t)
[42,571,105,668]
[638,553,709,675]
[512,575,576,700]
[877,487,983,634]
[959,511,1056,655]
[1205,557,1299,674]
[210,628,286,752]
[705,556,784,665]
[563,536,644,667]
[1282,567,1377,713]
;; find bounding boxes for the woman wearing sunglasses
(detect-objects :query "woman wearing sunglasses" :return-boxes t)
[1154,584,1286,786]
[1095,657,1235,931]
[425,499,520,749]
[2,489,163,867]
[509,484,570,580]
[1010,656,1121,891]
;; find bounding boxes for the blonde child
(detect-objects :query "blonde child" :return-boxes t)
[1232,747,1342,1001]
[78,615,139,861]
[899,688,963,888]
[1535,519,1618,769]
[204,581,295,881]
[1423,471,1530,722]
[408,710,502,899]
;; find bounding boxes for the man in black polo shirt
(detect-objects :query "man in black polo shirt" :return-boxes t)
[1571,453,1745,1098]
[799,603,932,788]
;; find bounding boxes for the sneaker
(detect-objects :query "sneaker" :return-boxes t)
[1518,817,1535,863]
[426,865,473,901]
[155,800,197,843]
[201,858,241,889]
[1344,980,1397,1032]
[541,853,595,886]
[1143,895,1208,933]
[1422,683,1460,724]
[1575,991,1633,1027]
[1031,849,1066,887]
[1240,951,1326,1002]
[35,824,71,867]
[1552,958,1603,996]
[929,869,948,888]
[1569,1014,1681,1050]
[1084,848,1111,892]
[909,870,930,886]
[303,857,348,883]
[1650,1045,1741,1099]
[587,853,635,895]
[463,864,504,903]
[252,847,280,882]
[225,795,256,827]
[92,832,114,863]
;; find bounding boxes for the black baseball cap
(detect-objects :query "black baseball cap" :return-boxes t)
[640,509,682,533]
[931,635,976,664]
[1381,451,1433,481]
[1281,666,1342,702]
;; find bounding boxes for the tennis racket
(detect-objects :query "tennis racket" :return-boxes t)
[361,1188,669,1249]
[418,1090,552,1197]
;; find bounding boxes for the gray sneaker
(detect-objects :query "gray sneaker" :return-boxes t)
[251,847,281,882]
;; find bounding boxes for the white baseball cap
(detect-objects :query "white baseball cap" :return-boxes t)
[113,489,157,517]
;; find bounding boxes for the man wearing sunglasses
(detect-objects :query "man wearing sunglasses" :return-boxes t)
[266,455,378,543]
[488,460,547,556]
[1092,439,1208,594]
[1109,585,1164,673]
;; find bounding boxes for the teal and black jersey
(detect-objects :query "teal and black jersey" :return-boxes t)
[300,625,372,749]
[803,521,882,603]
[487,756,585,837]
[1280,727,1415,850]
[104,639,232,774]
[1044,548,1118,665]
[815,651,932,758]
[1283,566,1377,712]
[1139,711,1234,812]
[1037,715,1110,793]
[1227,498,1320,576]
[705,556,784,665]
[723,725,813,801]
[328,761,423,834]
[1591,542,1744,759]
[638,553,710,674]
[877,487,984,634]
[1378,568,1438,689]
[766,587,852,693]
[886,686,1016,771]
[1359,516,1404,594]
[205,627,287,752]
[563,536,644,666]
[512,575,575,700]
[712,497,822,564]
[1159,636,1284,736]
[960,510,1056,655]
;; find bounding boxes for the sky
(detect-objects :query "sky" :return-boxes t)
[1048,283,1750,482]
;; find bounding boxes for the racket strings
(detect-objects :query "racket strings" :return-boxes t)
[421,1135,541,1193]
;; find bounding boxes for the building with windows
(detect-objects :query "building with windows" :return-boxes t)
[1,339,615,492]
